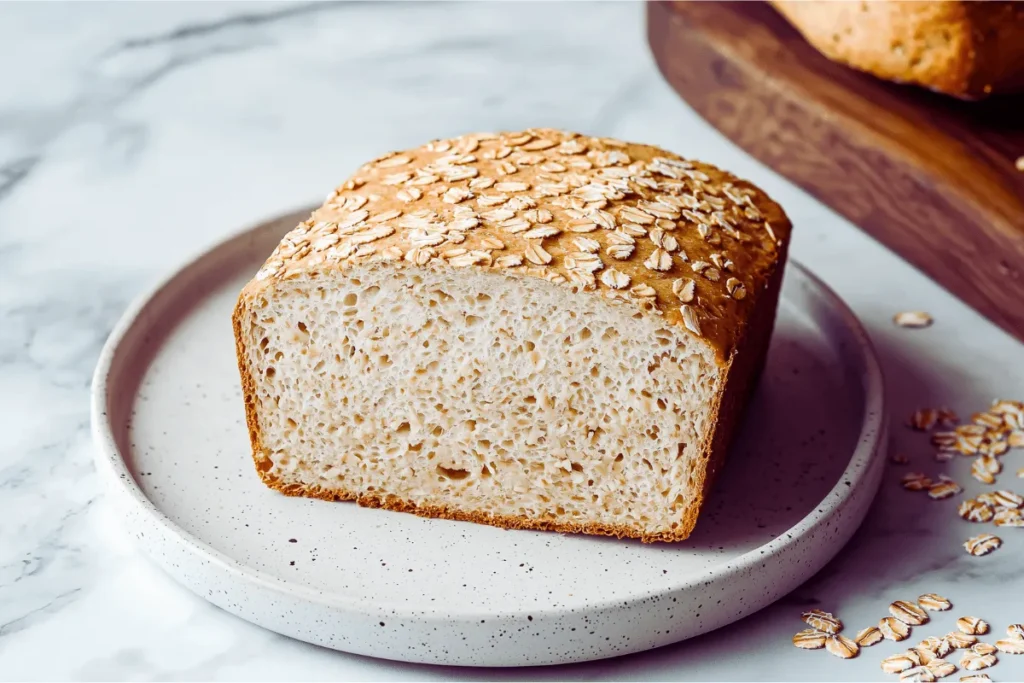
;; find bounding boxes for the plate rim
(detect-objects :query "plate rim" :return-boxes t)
[90,206,887,622]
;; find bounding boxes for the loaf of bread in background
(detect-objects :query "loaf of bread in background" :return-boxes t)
[233,129,791,542]
[772,0,1024,99]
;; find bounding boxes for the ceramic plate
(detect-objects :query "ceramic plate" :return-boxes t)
[91,208,887,666]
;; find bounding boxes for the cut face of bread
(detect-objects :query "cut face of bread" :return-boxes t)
[239,265,719,540]
[234,128,791,542]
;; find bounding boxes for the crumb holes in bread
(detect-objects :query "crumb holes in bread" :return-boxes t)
[436,465,471,481]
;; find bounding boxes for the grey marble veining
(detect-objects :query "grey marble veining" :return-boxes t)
[1,2,1023,680]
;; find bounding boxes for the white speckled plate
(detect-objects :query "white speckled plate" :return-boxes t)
[91,208,886,667]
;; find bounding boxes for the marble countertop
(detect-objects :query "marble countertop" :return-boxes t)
[2,2,1023,680]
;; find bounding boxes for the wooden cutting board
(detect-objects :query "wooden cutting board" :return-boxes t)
[648,1,1024,342]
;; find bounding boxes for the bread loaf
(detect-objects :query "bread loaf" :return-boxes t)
[233,129,791,542]
[772,0,1024,99]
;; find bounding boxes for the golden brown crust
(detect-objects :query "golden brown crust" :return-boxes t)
[242,128,790,361]
[233,298,272,477]
[696,238,789,525]
[258,468,700,544]
[771,1,1024,99]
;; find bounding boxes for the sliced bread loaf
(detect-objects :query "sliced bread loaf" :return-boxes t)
[233,129,791,542]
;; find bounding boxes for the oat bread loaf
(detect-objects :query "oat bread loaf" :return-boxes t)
[233,129,791,542]
[772,1,1024,99]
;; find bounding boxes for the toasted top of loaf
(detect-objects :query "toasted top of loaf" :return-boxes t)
[247,129,791,359]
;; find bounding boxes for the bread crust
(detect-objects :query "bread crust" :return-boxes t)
[771,0,1024,99]
[233,129,792,541]
[233,298,271,477]
[257,473,700,544]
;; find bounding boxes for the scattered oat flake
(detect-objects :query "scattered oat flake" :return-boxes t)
[956,424,988,437]
[919,594,953,612]
[977,492,1003,506]
[964,534,1002,556]
[892,601,931,626]
[895,311,934,328]
[958,500,995,523]
[884,653,919,673]
[961,440,987,461]
[975,456,1002,477]
[911,409,940,431]
[946,632,978,649]
[933,431,959,450]
[933,638,955,659]
[972,411,1004,430]
[972,643,997,656]
[1008,624,1024,638]
[825,633,859,659]
[912,645,938,665]
[971,463,997,485]
[918,635,945,653]
[958,675,990,682]
[881,616,913,641]
[801,609,842,634]
[991,398,1023,414]
[929,660,958,679]
[992,490,1024,509]
[901,666,937,682]
[960,650,997,671]
[903,472,933,491]
[957,617,990,635]
[792,628,827,649]
[982,439,1009,457]
[995,638,1024,654]
[856,625,883,647]
[929,480,962,500]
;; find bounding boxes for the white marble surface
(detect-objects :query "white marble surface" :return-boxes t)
[2,2,1023,680]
